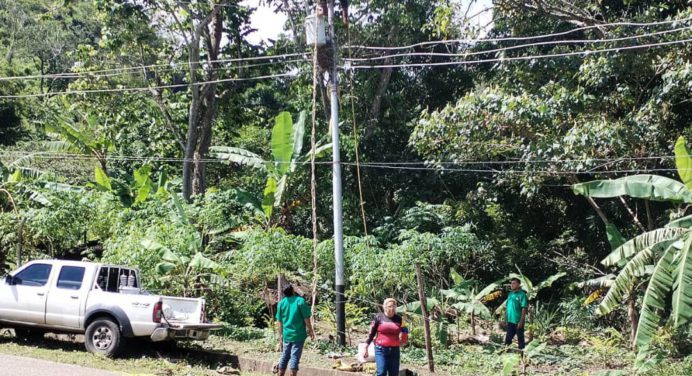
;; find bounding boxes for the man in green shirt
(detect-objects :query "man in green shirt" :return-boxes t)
[505,278,528,349]
[276,284,315,376]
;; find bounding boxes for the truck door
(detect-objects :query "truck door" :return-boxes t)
[0,263,52,324]
[45,265,87,328]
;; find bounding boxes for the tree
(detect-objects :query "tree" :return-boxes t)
[94,0,256,201]
[573,136,692,367]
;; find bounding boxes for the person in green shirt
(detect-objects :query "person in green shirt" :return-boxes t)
[276,284,315,376]
[505,277,528,349]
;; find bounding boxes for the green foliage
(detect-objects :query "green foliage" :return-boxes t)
[1,1,691,372]
[528,302,559,340]
[675,136,692,190]
[213,111,330,221]
[575,137,692,368]
[606,223,626,251]
[440,271,498,322]
[225,228,313,287]
[572,175,692,203]
[600,228,686,267]
[93,165,169,208]
[509,270,566,301]
[347,226,488,305]
[597,240,673,316]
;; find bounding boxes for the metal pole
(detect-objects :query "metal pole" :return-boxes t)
[326,0,346,347]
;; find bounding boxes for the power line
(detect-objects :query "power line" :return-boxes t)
[345,37,692,69]
[0,53,309,82]
[2,58,308,82]
[0,150,676,164]
[0,71,300,99]
[346,164,684,175]
[2,17,689,82]
[344,26,692,62]
[344,16,692,51]
[1,151,683,176]
[3,36,690,99]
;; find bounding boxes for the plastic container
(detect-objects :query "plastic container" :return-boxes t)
[356,342,375,363]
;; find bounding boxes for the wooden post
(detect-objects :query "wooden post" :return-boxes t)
[415,263,435,373]
[17,217,26,266]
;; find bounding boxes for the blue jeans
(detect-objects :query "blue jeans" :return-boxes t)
[375,345,400,376]
[505,322,525,349]
[278,340,305,371]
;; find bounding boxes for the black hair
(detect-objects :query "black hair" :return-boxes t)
[282,284,294,297]
[510,278,521,284]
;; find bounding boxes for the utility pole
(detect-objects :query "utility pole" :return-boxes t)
[326,0,346,346]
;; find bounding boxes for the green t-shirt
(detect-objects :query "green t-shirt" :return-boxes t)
[506,290,528,325]
[276,296,312,342]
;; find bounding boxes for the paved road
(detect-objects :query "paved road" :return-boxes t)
[0,354,119,376]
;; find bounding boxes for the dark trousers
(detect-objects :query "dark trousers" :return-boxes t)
[505,322,525,349]
[375,345,400,376]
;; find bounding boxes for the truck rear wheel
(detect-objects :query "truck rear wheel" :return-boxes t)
[85,319,123,358]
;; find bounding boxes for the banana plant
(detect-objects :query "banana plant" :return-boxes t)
[142,237,221,298]
[440,271,498,336]
[93,165,168,207]
[0,159,83,206]
[395,296,449,346]
[211,111,331,223]
[42,99,117,174]
[572,136,692,368]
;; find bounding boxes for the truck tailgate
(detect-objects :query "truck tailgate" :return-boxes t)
[161,296,207,324]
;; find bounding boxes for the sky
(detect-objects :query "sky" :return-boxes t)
[241,0,494,45]
[241,0,289,45]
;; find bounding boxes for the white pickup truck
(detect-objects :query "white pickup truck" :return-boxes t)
[0,259,222,357]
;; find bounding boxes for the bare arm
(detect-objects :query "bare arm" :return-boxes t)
[304,318,315,340]
[365,317,378,345]
[518,308,527,329]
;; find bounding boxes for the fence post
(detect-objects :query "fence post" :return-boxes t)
[415,263,435,372]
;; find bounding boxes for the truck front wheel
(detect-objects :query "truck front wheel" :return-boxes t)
[85,319,123,358]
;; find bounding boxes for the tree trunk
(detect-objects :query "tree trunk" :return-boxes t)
[364,24,398,142]
[364,65,393,139]
[628,295,639,349]
[181,6,224,201]
[570,176,610,225]
[619,196,646,232]
[457,316,460,343]
[527,304,533,342]
[645,201,654,230]
[471,312,476,336]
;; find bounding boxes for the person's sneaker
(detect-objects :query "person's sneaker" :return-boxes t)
[272,363,279,374]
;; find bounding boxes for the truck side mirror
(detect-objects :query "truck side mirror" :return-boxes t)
[5,275,16,285]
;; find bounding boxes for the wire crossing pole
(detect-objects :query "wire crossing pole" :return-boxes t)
[326,0,346,347]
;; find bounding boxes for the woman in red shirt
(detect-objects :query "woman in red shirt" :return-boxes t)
[364,298,409,376]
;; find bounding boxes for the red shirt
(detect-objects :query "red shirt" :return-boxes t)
[366,313,408,347]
